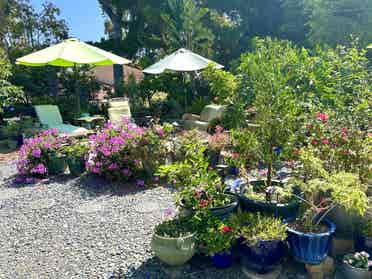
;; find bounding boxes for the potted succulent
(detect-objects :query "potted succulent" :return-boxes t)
[198,214,236,268]
[152,214,196,266]
[61,141,89,176]
[342,251,372,279]
[230,212,287,273]
[286,149,368,264]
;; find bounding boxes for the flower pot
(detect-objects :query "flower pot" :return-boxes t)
[342,262,371,279]
[151,232,196,266]
[240,240,286,273]
[239,180,300,221]
[287,219,336,264]
[67,157,85,176]
[47,155,67,175]
[211,251,232,269]
[209,194,239,220]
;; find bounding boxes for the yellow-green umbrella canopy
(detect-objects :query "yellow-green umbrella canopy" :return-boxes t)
[16,38,131,66]
[367,44,372,49]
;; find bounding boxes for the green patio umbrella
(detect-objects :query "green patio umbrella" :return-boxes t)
[367,44,372,49]
[16,38,131,112]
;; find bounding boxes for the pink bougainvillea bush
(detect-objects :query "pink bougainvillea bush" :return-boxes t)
[86,117,172,185]
[16,128,64,183]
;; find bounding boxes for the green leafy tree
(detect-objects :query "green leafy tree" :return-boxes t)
[305,0,372,47]
[161,0,214,56]
[0,47,24,117]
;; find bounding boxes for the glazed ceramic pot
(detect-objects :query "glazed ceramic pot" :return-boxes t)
[239,180,300,221]
[151,232,196,266]
[211,251,232,269]
[240,239,286,273]
[47,155,67,175]
[287,219,336,264]
[342,262,371,279]
[67,157,85,176]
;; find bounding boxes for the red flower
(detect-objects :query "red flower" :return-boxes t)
[311,138,318,145]
[340,128,348,138]
[316,112,329,122]
[322,139,329,145]
[232,152,240,159]
[199,199,210,208]
[221,226,232,233]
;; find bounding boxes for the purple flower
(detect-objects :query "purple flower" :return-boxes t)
[108,163,119,170]
[121,168,131,176]
[92,167,101,174]
[136,179,145,187]
[31,163,47,174]
[163,208,174,218]
[31,148,42,158]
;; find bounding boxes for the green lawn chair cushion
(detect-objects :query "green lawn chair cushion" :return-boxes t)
[34,105,63,127]
[200,105,225,122]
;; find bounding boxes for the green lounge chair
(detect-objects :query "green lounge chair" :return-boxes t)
[34,105,88,135]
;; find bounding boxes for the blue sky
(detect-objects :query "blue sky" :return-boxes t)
[30,0,105,42]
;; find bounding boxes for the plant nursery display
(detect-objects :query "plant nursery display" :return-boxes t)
[151,215,196,266]
[342,251,372,279]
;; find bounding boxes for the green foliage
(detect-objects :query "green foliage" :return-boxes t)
[197,213,235,256]
[343,252,371,270]
[202,64,237,105]
[161,0,214,56]
[291,149,368,232]
[0,47,24,115]
[306,0,372,47]
[229,212,287,246]
[155,216,194,238]
[61,142,89,159]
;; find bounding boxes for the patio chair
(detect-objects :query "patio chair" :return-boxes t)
[108,98,132,123]
[34,105,88,136]
[182,104,226,131]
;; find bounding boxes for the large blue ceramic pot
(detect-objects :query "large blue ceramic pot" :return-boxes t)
[287,220,336,264]
[211,251,232,269]
[241,240,286,273]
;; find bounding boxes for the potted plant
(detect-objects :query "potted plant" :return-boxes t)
[230,212,287,273]
[342,252,372,279]
[158,139,238,220]
[61,141,89,176]
[198,214,236,268]
[46,151,67,175]
[286,149,368,264]
[2,122,20,149]
[151,214,196,266]
[208,125,230,167]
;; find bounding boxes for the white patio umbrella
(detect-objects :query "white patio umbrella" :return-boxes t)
[143,48,223,108]
[143,48,223,74]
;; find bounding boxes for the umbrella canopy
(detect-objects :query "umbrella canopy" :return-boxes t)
[367,44,372,49]
[143,48,223,74]
[16,38,131,67]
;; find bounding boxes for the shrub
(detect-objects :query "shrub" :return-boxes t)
[17,128,64,182]
[86,117,172,184]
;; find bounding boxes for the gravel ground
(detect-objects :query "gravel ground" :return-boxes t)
[0,161,344,279]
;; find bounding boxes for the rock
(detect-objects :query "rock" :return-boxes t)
[242,265,282,279]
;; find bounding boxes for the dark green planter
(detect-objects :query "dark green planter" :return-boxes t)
[239,180,300,221]
[67,157,85,176]
[47,155,67,175]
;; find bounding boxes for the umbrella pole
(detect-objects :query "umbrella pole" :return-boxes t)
[73,63,81,115]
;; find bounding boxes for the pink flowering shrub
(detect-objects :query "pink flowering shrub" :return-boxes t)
[301,111,371,182]
[17,128,64,182]
[86,117,172,184]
